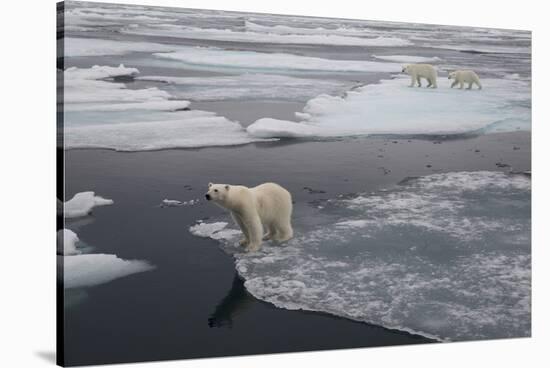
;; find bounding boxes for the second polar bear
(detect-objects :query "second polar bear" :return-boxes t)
[448,70,482,90]
[402,64,438,88]
[205,182,293,252]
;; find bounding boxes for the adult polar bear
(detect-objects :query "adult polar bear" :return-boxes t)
[402,64,438,88]
[205,182,293,252]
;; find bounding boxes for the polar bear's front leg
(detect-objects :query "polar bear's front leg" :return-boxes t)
[459,80,464,89]
[242,211,263,252]
[231,213,249,246]
[409,75,416,87]
[451,80,458,88]
[416,76,422,87]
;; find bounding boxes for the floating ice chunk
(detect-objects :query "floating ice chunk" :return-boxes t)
[191,171,531,341]
[63,253,155,289]
[160,198,199,207]
[246,118,319,138]
[64,64,139,81]
[153,47,401,73]
[161,199,183,207]
[64,111,271,151]
[65,37,177,57]
[124,24,412,47]
[58,229,81,255]
[247,77,531,138]
[372,55,442,63]
[64,192,114,218]
[189,221,241,241]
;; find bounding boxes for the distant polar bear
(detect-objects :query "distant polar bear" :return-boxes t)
[402,64,438,88]
[205,182,293,252]
[448,70,482,90]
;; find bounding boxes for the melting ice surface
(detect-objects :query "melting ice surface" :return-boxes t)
[153,47,401,73]
[62,65,269,151]
[247,76,531,138]
[190,171,531,341]
[136,74,353,102]
[123,24,412,47]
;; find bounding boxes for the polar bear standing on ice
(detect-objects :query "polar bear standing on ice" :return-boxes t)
[448,70,482,90]
[205,182,294,252]
[402,64,438,88]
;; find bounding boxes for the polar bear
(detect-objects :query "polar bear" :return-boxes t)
[402,64,438,88]
[205,182,293,252]
[448,70,482,90]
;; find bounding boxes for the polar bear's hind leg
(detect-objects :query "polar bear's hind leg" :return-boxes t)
[273,220,293,243]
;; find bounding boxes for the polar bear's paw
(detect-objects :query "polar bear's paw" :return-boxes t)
[239,238,248,246]
[246,242,261,252]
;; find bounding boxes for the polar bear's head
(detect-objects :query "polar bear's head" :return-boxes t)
[448,71,457,80]
[205,182,230,203]
[401,65,410,73]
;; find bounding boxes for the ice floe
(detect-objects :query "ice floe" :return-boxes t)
[63,65,272,150]
[244,21,376,37]
[65,111,270,151]
[63,64,188,112]
[425,43,531,55]
[372,55,442,63]
[58,229,81,255]
[136,74,352,102]
[123,23,412,47]
[63,253,155,289]
[65,37,176,57]
[64,192,114,218]
[190,171,531,341]
[153,47,401,73]
[160,198,199,207]
[247,76,531,138]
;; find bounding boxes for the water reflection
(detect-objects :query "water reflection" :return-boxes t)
[208,273,254,328]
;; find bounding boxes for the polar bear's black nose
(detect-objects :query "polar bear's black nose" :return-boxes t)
[205,194,211,200]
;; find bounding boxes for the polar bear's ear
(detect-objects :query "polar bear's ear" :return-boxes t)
[225,185,230,190]
[208,182,213,188]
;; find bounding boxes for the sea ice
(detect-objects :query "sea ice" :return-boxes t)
[64,191,114,218]
[372,55,442,63]
[247,76,531,138]
[64,253,155,289]
[153,47,401,73]
[65,37,177,57]
[136,73,352,102]
[190,171,531,341]
[58,229,81,255]
[123,23,412,47]
[64,112,270,151]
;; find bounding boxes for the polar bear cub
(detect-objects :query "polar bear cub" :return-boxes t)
[402,64,438,88]
[448,70,482,90]
[205,182,293,252]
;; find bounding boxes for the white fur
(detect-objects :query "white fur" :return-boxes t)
[205,182,293,252]
[448,70,482,90]
[402,64,438,88]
